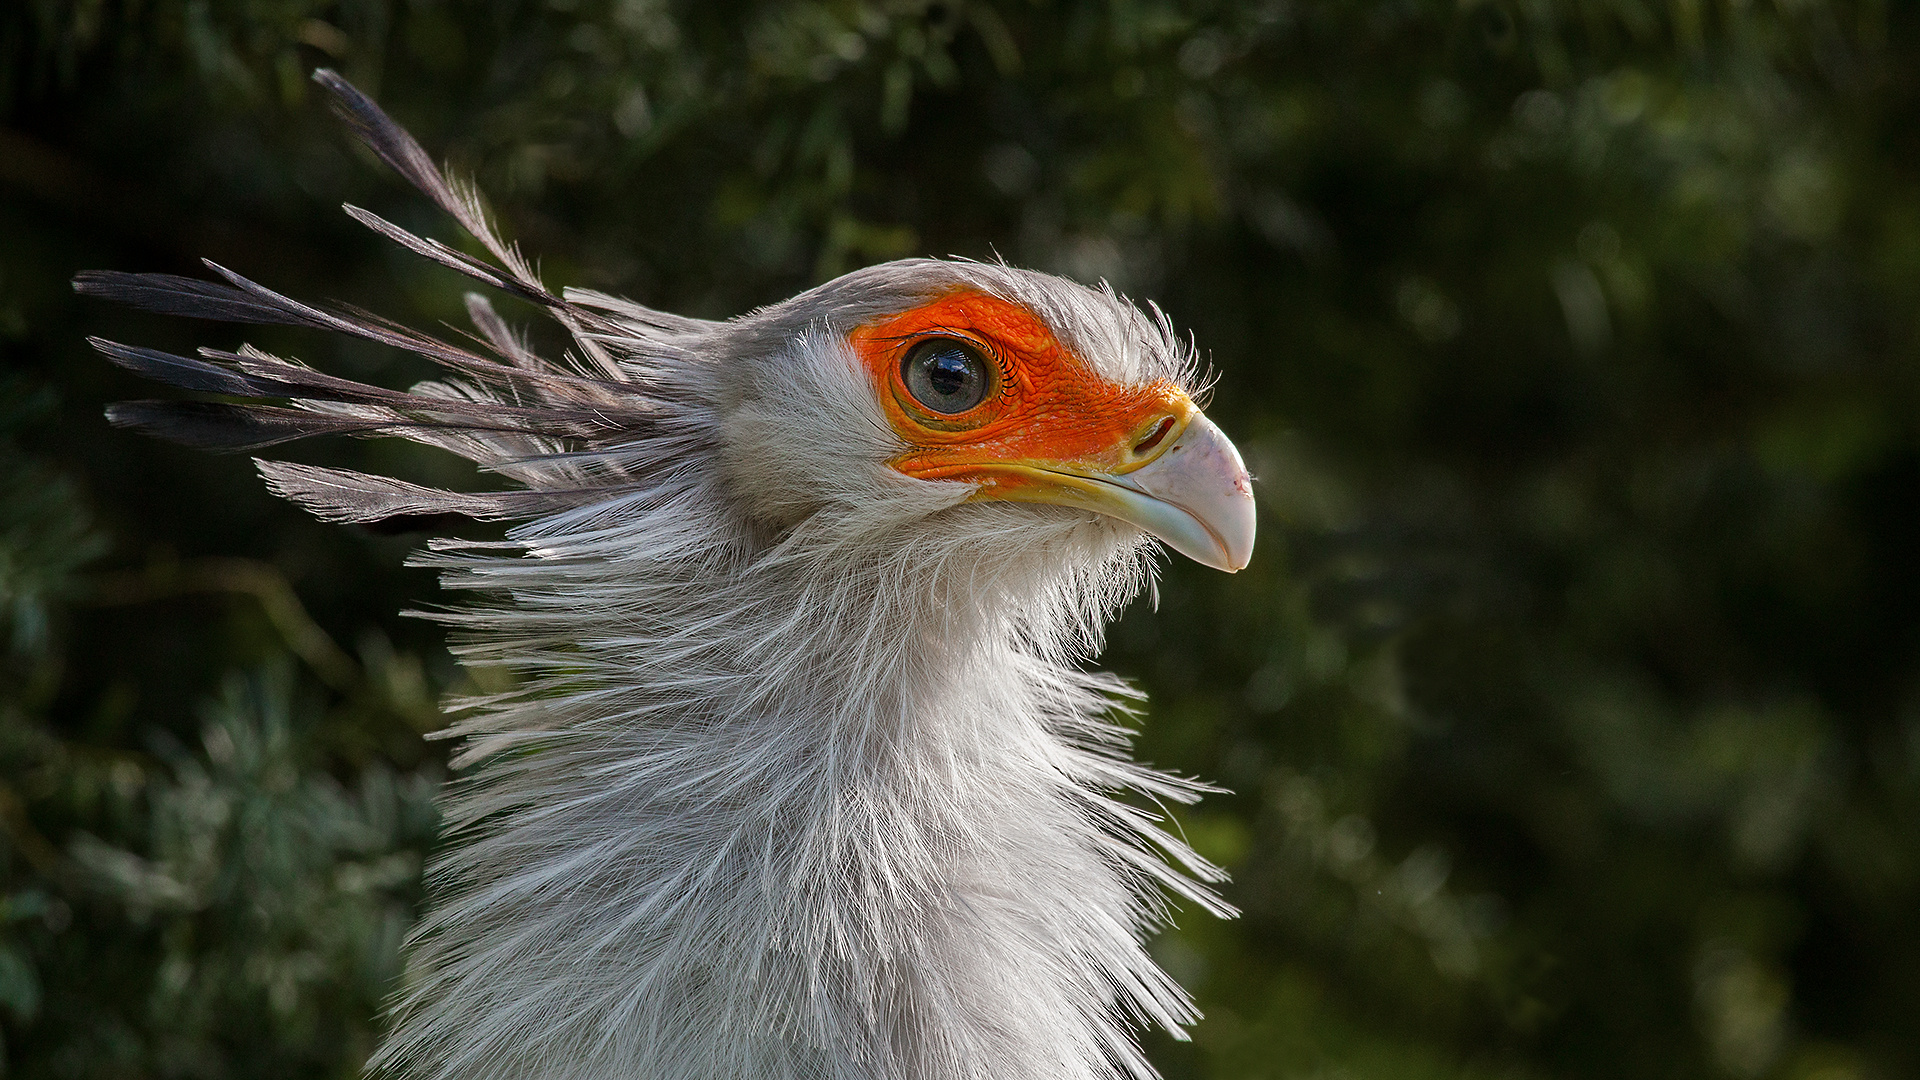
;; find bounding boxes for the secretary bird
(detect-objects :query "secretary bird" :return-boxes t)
[79,71,1255,1080]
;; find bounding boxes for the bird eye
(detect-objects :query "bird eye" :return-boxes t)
[901,337,992,415]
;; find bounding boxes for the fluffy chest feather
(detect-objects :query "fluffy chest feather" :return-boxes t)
[377,490,1227,1080]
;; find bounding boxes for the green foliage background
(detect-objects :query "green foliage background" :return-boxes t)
[2,0,1917,1076]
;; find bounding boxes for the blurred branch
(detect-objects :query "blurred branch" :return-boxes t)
[85,559,362,693]
[0,781,68,883]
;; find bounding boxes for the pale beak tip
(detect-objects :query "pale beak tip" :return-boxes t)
[1214,486,1256,574]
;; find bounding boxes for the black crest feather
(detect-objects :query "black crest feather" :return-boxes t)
[79,69,675,526]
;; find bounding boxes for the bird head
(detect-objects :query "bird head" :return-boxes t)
[711,259,1255,575]
[78,70,1253,588]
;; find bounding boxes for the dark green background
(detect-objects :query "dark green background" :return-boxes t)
[2,1,1916,1077]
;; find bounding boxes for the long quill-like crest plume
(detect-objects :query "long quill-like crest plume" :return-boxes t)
[80,71,1257,1080]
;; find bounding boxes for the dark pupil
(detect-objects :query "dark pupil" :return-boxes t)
[926,350,972,397]
[903,339,989,414]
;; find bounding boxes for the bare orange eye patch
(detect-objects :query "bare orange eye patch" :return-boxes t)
[848,290,1189,485]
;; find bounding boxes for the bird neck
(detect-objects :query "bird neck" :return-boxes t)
[379,492,1223,1080]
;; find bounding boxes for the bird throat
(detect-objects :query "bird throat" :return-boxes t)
[373,503,1223,1080]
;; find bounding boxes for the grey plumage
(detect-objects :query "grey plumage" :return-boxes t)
[83,70,1244,1080]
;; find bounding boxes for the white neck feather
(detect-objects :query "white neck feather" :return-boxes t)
[370,398,1226,1080]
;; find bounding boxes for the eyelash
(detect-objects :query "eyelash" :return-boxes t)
[892,329,1016,402]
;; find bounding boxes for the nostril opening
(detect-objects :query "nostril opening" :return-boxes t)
[1133,417,1175,455]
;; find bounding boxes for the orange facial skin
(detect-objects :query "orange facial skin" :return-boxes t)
[848,291,1193,496]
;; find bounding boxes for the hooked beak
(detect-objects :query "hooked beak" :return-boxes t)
[975,410,1257,573]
